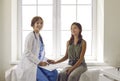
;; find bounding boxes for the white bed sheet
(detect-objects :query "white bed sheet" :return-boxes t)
[5,65,100,81]
[80,69,100,81]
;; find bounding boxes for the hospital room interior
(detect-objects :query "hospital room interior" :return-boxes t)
[0,0,120,81]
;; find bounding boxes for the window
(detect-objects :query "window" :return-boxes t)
[11,0,98,63]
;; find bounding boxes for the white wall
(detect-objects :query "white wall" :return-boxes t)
[0,0,120,81]
[0,0,3,80]
[104,0,120,67]
[0,0,11,81]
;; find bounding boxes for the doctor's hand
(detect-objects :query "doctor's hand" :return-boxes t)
[47,59,55,64]
[39,62,48,66]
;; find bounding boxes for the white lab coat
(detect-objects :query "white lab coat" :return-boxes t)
[6,32,47,81]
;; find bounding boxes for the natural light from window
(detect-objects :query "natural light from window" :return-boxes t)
[17,0,97,61]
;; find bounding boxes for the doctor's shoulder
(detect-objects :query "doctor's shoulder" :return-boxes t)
[25,32,34,42]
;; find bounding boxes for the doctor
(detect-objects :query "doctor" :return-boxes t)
[16,16,58,81]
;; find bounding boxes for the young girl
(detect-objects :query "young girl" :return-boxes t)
[54,22,87,81]
[16,16,58,81]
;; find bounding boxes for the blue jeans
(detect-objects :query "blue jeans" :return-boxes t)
[36,66,58,81]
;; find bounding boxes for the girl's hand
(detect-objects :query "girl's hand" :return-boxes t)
[47,59,55,64]
[66,67,74,75]
[39,62,48,66]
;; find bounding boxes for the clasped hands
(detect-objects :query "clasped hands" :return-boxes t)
[39,59,55,66]
[38,60,73,75]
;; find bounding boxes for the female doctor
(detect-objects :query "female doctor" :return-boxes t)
[16,16,58,81]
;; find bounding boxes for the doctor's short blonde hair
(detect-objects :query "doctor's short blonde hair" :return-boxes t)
[31,16,43,27]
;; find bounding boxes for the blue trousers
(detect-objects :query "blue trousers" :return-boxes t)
[36,66,58,81]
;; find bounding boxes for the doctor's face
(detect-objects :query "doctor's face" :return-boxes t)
[33,19,43,33]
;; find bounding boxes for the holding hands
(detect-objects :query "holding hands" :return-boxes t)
[38,59,56,66]
[39,62,48,66]
[47,59,55,64]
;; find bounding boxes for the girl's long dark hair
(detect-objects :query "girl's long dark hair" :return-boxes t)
[69,22,83,45]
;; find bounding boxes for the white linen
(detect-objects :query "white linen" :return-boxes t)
[79,69,100,81]
[6,65,100,81]
[5,65,17,81]
[41,63,71,71]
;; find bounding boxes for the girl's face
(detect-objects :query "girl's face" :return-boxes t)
[71,24,80,36]
[33,19,43,33]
